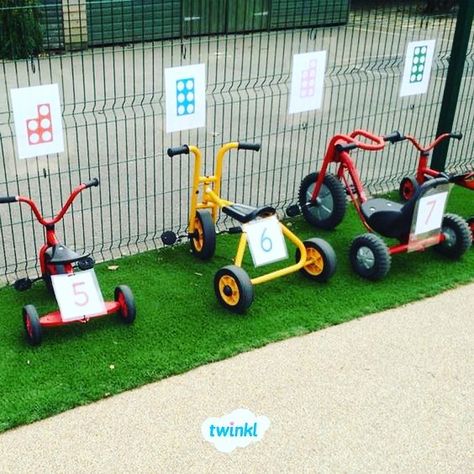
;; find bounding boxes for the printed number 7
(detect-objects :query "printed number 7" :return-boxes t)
[261,227,272,253]
[73,281,89,307]
[425,199,437,225]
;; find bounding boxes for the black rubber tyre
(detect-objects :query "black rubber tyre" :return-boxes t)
[214,265,254,314]
[434,213,471,259]
[295,238,337,282]
[349,233,391,281]
[115,285,136,324]
[399,176,419,202]
[23,304,42,346]
[190,210,216,260]
[298,172,347,230]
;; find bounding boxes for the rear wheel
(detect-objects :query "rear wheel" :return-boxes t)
[190,210,216,260]
[399,176,419,202]
[115,285,136,324]
[434,213,471,259]
[349,233,391,281]
[298,172,347,229]
[296,238,337,282]
[23,304,42,346]
[214,265,254,314]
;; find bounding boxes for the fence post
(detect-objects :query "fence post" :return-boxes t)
[62,0,88,50]
[431,0,474,171]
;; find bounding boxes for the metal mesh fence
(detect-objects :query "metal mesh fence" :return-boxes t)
[0,0,470,281]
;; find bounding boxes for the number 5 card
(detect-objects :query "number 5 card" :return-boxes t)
[51,269,106,322]
[243,215,288,267]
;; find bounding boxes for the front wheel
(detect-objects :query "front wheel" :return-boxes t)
[399,176,419,202]
[115,285,136,324]
[295,238,337,282]
[23,304,42,346]
[434,214,471,259]
[214,265,254,314]
[298,172,347,230]
[349,233,391,281]
[190,210,216,260]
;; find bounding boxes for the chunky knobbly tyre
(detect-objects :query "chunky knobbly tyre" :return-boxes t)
[23,304,42,346]
[190,210,216,260]
[298,172,347,229]
[115,285,136,324]
[295,238,337,282]
[434,213,471,259]
[214,265,254,314]
[349,233,391,280]
[398,176,419,202]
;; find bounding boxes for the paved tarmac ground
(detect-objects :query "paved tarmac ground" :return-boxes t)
[0,283,472,473]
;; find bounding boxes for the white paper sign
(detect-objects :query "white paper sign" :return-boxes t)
[51,269,106,322]
[413,191,448,235]
[400,40,436,97]
[10,84,64,159]
[288,51,327,114]
[165,63,206,133]
[243,215,288,267]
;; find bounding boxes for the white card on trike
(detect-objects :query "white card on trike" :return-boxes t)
[51,269,106,322]
[408,184,450,252]
[243,215,288,267]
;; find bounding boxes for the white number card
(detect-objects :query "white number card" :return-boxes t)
[413,191,448,236]
[51,269,106,322]
[243,215,288,267]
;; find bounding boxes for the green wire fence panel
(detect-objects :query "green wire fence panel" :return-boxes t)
[0,0,470,281]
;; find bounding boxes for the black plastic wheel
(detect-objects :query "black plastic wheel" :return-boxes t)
[298,172,347,229]
[349,233,391,280]
[295,238,337,282]
[399,176,419,202]
[214,265,254,314]
[14,278,32,292]
[190,210,216,260]
[23,304,42,346]
[115,285,136,324]
[434,213,471,259]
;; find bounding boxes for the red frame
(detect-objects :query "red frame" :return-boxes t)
[14,182,122,327]
[310,130,449,255]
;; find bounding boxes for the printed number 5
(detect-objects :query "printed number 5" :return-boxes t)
[73,281,89,307]
[261,228,272,253]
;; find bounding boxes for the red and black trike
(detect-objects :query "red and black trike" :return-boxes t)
[398,132,474,241]
[296,129,471,280]
[0,179,136,345]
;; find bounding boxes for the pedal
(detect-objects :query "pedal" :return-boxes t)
[228,226,242,234]
[346,184,357,195]
[14,278,32,292]
[286,204,300,217]
[161,231,178,245]
[77,256,95,270]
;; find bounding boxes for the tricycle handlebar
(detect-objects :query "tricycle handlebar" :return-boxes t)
[167,145,190,157]
[0,196,17,204]
[404,132,462,153]
[238,142,261,151]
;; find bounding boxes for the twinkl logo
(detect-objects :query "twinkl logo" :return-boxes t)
[202,409,270,453]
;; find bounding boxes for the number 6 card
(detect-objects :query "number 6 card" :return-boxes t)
[51,269,106,321]
[243,215,288,267]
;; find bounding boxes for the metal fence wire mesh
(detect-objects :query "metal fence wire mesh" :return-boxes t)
[0,0,472,281]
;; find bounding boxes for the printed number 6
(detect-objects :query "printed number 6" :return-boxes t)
[72,281,89,307]
[261,228,272,253]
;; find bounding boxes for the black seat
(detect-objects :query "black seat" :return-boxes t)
[45,244,89,264]
[361,177,449,239]
[222,203,276,223]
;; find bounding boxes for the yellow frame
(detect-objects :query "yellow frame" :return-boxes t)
[186,142,315,286]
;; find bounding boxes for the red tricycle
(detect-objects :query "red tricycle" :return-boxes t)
[296,130,471,280]
[398,132,473,241]
[0,179,136,345]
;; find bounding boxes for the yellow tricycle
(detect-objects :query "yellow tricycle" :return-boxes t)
[163,141,337,313]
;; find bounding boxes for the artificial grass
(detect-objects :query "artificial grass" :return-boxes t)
[0,187,472,432]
